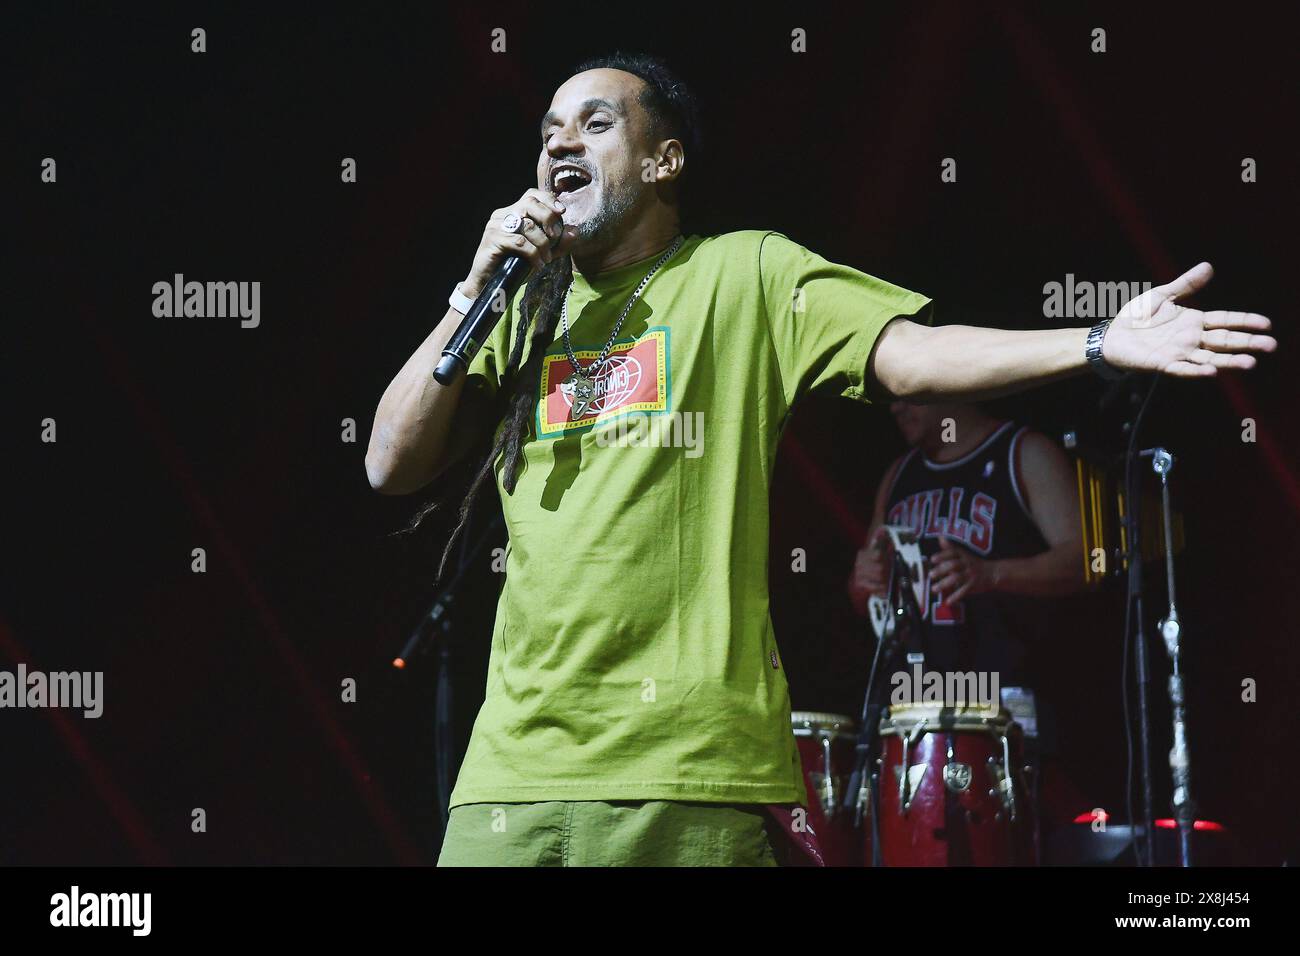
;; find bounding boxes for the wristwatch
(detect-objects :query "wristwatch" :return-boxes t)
[1085,318,1124,381]
[448,283,477,315]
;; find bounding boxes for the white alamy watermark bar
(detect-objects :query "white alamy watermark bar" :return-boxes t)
[50,886,151,936]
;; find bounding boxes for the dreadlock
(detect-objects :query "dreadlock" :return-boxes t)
[406,254,572,584]
[408,53,700,585]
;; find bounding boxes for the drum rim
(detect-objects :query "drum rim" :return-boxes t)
[790,710,858,738]
[878,703,1019,736]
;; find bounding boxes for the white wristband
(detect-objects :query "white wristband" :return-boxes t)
[448,283,477,315]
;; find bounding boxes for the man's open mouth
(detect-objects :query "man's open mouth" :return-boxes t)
[551,164,593,196]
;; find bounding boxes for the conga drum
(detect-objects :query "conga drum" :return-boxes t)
[876,703,1035,866]
[791,711,865,867]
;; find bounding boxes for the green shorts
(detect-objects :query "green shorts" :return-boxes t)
[437,800,781,867]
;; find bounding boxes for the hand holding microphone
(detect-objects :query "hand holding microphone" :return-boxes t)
[434,189,578,385]
[463,188,575,295]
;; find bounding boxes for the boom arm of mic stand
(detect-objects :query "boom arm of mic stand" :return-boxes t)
[393,512,505,669]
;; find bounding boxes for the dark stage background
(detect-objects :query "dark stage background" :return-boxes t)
[5,3,1297,865]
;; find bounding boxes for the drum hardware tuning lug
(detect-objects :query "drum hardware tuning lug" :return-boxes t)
[855,782,872,819]
[997,778,1017,822]
[814,774,838,820]
[818,735,837,819]
[999,734,1018,823]
[897,720,928,814]
[986,755,1017,821]
[892,764,927,814]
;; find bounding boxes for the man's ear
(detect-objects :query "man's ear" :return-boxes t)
[652,139,685,184]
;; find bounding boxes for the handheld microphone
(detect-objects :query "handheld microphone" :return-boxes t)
[433,255,531,385]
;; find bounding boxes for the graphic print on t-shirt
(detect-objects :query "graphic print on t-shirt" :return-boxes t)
[885,487,999,556]
[537,327,670,438]
[884,486,1000,625]
[881,423,1047,634]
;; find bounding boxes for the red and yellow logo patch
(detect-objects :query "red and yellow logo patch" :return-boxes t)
[537,328,670,438]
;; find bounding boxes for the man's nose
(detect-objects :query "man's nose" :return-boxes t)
[545,124,584,158]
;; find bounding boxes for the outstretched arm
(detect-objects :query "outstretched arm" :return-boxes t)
[868,262,1275,402]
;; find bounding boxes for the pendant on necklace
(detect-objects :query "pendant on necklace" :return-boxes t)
[563,372,595,420]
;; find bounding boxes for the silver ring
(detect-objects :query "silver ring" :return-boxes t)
[502,213,528,235]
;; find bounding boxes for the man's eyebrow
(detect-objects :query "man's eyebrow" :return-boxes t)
[539,98,624,135]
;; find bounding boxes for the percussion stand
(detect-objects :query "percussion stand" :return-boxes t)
[1145,446,1195,867]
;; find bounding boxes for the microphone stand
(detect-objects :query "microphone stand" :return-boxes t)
[1147,447,1195,867]
[845,550,926,866]
[1123,378,1158,866]
[392,510,505,832]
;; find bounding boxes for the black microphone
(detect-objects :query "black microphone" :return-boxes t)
[894,546,925,665]
[891,550,927,664]
[432,255,531,385]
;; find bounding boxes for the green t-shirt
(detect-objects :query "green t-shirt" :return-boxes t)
[449,230,932,807]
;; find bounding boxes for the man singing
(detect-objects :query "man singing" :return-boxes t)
[365,53,1273,866]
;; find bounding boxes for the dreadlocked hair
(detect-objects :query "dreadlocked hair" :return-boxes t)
[405,254,573,585]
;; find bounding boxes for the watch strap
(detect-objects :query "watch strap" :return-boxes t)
[448,283,477,315]
[1085,319,1124,381]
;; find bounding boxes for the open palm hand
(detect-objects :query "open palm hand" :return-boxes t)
[1103,262,1275,377]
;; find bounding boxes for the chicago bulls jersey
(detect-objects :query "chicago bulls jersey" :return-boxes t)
[882,421,1047,681]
